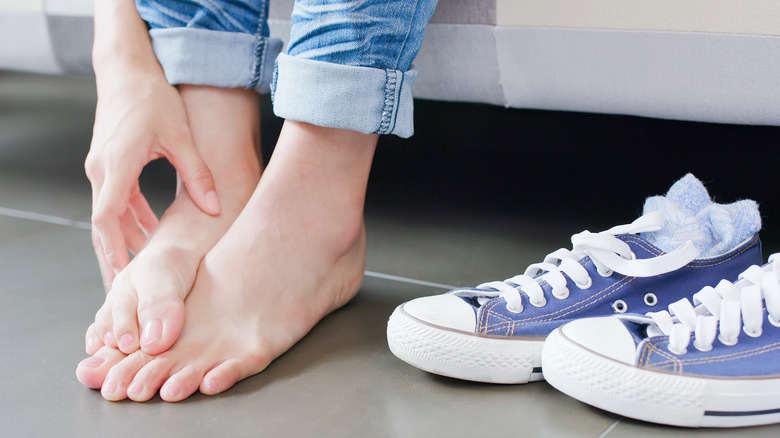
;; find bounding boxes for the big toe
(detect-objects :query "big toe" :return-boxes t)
[76,346,127,389]
[138,296,185,356]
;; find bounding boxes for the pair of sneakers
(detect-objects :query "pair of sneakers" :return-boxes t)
[386,175,778,428]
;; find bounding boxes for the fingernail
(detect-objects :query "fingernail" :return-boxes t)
[119,334,134,350]
[140,320,162,347]
[78,356,105,368]
[205,191,220,214]
[128,381,143,396]
[103,378,117,395]
[103,332,115,347]
[162,383,180,399]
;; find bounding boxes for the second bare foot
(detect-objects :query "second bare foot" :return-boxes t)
[87,121,377,401]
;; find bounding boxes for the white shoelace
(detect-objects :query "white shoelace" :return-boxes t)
[476,212,700,314]
[648,254,780,355]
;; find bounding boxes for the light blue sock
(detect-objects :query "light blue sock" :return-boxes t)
[640,174,761,257]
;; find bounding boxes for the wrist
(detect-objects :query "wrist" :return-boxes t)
[92,0,164,84]
[94,53,164,83]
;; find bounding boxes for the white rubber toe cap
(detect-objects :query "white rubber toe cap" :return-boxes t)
[402,294,477,333]
[559,317,638,365]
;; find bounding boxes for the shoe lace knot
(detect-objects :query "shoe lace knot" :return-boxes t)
[477,211,699,314]
[649,254,780,355]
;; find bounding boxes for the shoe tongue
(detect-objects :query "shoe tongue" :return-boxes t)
[619,320,651,344]
[640,173,760,257]
[453,292,493,309]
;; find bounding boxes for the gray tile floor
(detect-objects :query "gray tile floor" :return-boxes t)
[2,72,780,437]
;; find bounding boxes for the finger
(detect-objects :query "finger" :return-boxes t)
[165,140,220,216]
[93,175,135,273]
[128,190,158,235]
[91,229,116,292]
[120,210,147,256]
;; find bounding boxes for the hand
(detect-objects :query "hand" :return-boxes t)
[86,72,220,291]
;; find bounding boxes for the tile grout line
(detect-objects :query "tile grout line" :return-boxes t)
[0,206,91,230]
[596,419,622,438]
[364,271,457,290]
[0,206,456,290]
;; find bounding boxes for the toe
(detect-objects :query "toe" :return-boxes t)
[85,323,105,355]
[111,288,141,354]
[201,355,270,396]
[94,303,117,349]
[126,356,177,402]
[160,365,204,402]
[138,294,185,356]
[101,350,153,401]
[76,346,126,390]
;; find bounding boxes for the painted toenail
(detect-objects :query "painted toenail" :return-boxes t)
[128,381,143,396]
[119,334,134,350]
[103,379,117,395]
[140,320,162,347]
[162,384,180,399]
[78,356,105,368]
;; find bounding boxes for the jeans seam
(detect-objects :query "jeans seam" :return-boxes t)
[379,69,404,134]
[249,0,269,89]
[250,37,267,89]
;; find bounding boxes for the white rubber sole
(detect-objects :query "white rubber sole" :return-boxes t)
[542,328,780,428]
[386,305,544,384]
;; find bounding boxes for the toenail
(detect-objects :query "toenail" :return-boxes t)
[128,381,143,396]
[103,379,117,395]
[119,334,134,350]
[140,320,162,347]
[207,380,219,394]
[162,384,180,399]
[78,356,105,368]
[103,332,115,347]
[86,336,98,351]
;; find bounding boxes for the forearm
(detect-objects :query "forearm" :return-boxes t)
[92,0,164,85]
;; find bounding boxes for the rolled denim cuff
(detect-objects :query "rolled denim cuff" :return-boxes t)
[149,28,283,93]
[271,53,417,138]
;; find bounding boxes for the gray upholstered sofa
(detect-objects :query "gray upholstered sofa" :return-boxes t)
[3,0,780,126]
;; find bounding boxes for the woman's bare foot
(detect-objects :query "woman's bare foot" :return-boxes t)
[79,121,377,401]
[80,86,261,361]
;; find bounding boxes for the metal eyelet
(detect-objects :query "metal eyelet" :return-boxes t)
[769,314,780,328]
[530,296,547,307]
[612,300,628,313]
[598,268,613,277]
[643,293,658,306]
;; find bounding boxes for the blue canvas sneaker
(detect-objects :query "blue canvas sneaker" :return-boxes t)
[387,175,761,384]
[543,254,780,428]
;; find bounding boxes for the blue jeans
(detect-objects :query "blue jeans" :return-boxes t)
[136,0,438,137]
